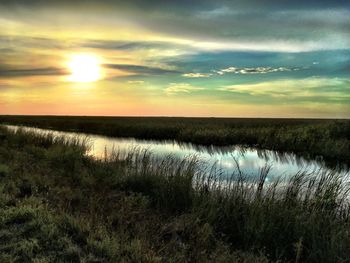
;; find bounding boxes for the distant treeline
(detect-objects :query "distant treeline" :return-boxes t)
[0,115,349,164]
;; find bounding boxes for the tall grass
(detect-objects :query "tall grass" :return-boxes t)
[0,126,349,262]
[4,126,89,150]
[1,115,349,164]
[193,170,350,262]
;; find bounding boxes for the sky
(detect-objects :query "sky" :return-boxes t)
[0,0,349,118]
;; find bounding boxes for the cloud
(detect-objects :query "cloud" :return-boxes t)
[165,83,204,95]
[181,66,301,78]
[216,66,299,75]
[0,66,66,78]
[0,35,70,50]
[127,80,145,84]
[219,77,350,102]
[82,39,192,58]
[1,0,348,11]
[182,73,212,78]
[104,64,179,76]
[82,40,184,51]
[1,1,349,53]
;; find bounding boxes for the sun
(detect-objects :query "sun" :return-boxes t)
[67,54,101,82]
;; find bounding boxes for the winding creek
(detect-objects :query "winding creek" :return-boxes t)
[3,125,349,182]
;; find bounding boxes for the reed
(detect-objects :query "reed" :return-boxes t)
[0,126,349,262]
[1,115,349,164]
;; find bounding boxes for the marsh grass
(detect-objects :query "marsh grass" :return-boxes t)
[0,126,349,262]
[1,116,349,164]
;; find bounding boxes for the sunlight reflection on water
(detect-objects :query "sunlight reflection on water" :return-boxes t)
[4,125,349,182]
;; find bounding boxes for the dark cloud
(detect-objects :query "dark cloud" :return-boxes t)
[0,0,348,11]
[0,48,14,53]
[135,9,350,48]
[1,1,349,52]
[0,35,72,50]
[339,63,350,74]
[0,1,208,10]
[82,40,184,51]
[104,64,180,75]
[0,66,66,78]
[224,0,349,10]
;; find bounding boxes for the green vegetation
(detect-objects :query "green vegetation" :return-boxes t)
[0,116,349,165]
[1,127,349,262]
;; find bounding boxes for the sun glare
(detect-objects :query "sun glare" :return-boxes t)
[67,54,101,82]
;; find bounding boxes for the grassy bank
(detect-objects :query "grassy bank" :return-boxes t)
[0,115,349,165]
[0,127,349,262]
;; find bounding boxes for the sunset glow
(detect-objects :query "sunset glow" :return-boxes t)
[0,1,349,118]
[67,54,102,83]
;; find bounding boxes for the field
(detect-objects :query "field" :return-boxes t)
[0,116,349,165]
[0,126,350,262]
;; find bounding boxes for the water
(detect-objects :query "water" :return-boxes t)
[3,125,349,181]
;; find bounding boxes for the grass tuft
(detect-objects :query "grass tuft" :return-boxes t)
[0,126,349,262]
